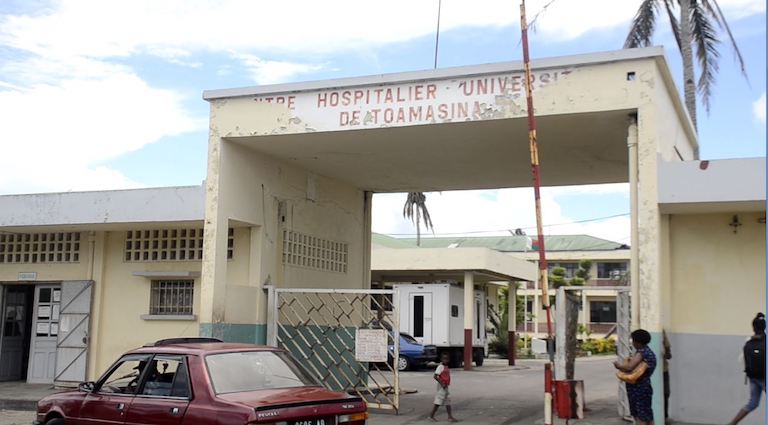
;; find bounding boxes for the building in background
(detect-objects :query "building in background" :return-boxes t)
[373,234,630,339]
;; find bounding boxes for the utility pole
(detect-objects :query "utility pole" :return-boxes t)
[519,1,554,423]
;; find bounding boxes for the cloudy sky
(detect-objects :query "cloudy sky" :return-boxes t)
[1,0,765,243]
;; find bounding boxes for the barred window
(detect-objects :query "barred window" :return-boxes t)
[282,230,348,273]
[125,228,234,262]
[0,232,80,264]
[597,262,628,279]
[548,262,579,279]
[150,280,194,315]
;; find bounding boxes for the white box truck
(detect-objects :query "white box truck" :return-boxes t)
[394,283,487,367]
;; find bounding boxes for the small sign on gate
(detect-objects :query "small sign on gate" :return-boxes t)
[354,329,388,362]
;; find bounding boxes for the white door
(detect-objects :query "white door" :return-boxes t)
[54,281,93,386]
[409,293,433,344]
[27,285,61,384]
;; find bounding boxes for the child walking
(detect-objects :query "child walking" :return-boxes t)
[429,353,458,422]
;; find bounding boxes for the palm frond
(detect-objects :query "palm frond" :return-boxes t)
[700,0,749,82]
[690,0,721,113]
[624,0,660,48]
[403,192,434,232]
[663,0,682,51]
[421,202,434,233]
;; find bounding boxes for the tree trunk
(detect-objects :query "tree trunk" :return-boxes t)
[679,0,697,130]
[416,215,421,246]
[565,291,580,380]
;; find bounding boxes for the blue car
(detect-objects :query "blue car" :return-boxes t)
[388,332,437,371]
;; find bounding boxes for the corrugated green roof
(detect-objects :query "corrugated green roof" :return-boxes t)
[374,234,627,252]
[372,233,418,248]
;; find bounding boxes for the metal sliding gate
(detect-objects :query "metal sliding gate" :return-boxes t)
[267,288,400,411]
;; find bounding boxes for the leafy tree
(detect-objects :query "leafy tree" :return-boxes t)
[625,0,747,130]
[568,260,592,286]
[490,285,526,357]
[549,266,568,288]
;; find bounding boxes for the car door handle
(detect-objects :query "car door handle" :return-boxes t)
[116,403,125,412]
[170,407,180,416]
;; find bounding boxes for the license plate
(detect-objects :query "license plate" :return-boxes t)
[289,418,333,425]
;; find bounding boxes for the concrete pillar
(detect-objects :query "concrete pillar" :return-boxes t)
[534,278,540,337]
[634,110,664,424]
[628,117,640,329]
[362,191,373,290]
[200,137,230,339]
[554,287,566,381]
[508,282,517,366]
[464,271,474,370]
[86,231,106,380]
[581,290,588,334]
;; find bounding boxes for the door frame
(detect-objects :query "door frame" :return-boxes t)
[0,283,37,382]
[408,293,433,344]
[27,283,62,384]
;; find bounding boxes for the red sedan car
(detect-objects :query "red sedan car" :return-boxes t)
[36,338,368,425]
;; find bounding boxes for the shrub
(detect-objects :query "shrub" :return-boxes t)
[579,337,616,354]
[489,335,508,357]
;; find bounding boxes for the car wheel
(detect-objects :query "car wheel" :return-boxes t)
[46,418,65,425]
[475,354,484,366]
[474,348,484,366]
[449,350,463,368]
[397,355,410,372]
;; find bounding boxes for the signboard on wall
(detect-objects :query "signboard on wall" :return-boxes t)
[18,272,37,281]
[253,68,574,133]
[354,329,388,362]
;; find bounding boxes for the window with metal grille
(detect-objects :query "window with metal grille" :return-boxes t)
[282,230,348,273]
[0,232,80,264]
[589,301,617,323]
[125,228,234,262]
[548,262,579,279]
[597,262,628,279]
[150,280,194,315]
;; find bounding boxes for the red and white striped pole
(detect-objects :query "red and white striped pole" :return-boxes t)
[519,1,554,422]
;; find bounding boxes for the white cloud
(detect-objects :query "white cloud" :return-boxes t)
[0,69,204,194]
[0,0,763,195]
[718,0,767,19]
[753,92,766,125]
[373,186,630,244]
[5,0,762,63]
[233,53,325,85]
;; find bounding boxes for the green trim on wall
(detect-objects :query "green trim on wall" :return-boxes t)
[199,323,267,344]
[649,332,663,425]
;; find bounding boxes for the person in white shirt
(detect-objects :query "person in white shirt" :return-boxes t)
[429,353,457,422]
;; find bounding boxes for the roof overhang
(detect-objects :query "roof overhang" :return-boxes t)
[658,158,766,214]
[205,47,697,193]
[0,185,205,231]
[371,247,538,283]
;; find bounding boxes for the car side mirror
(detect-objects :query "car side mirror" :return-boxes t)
[78,382,95,393]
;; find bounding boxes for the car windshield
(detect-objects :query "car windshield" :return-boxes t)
[400,333,419,344]
[205,351,320,394]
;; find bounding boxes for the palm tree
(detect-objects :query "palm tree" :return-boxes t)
[402,192,434,246]
[625,0,747,130]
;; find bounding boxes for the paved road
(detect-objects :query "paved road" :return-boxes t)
[369,357,624,425]
[0,410,32,425]
[0,357,632,425]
